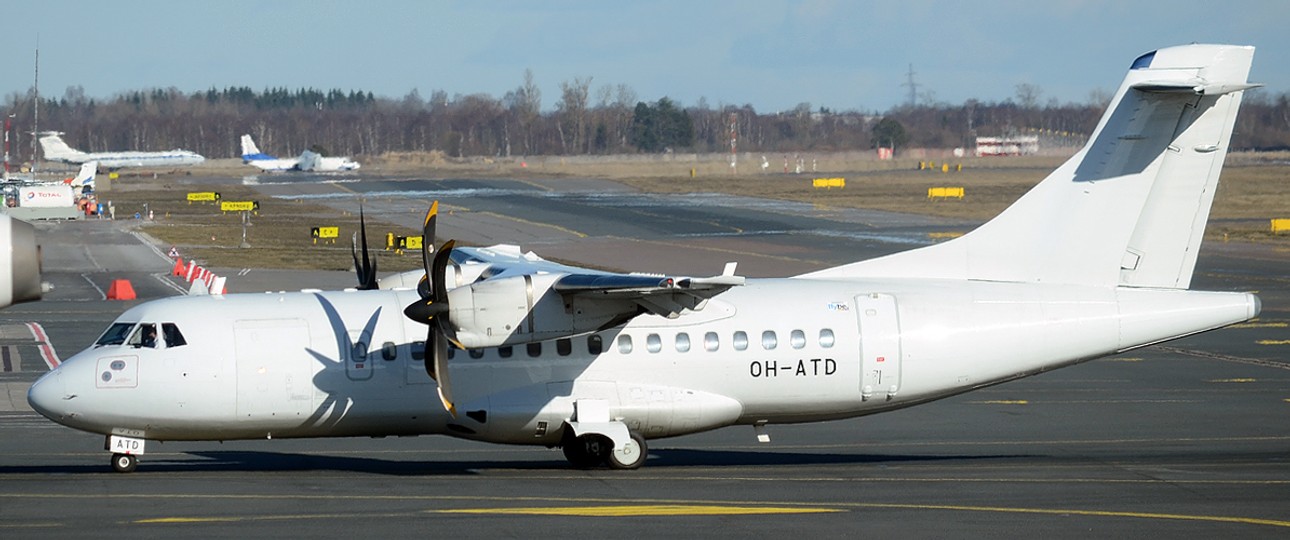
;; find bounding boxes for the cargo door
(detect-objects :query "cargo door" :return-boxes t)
[855,294,902,401]
[235,319,314,418]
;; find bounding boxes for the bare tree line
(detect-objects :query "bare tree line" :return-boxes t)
[6,75,1289,165]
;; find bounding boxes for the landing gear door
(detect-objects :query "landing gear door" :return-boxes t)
[856,293,902,402]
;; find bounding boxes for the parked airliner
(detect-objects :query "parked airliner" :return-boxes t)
[241,134,360,172]
[39,132,204,169]
[29,44,1261,473]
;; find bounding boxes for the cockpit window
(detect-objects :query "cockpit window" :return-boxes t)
[162,323,187,348]
[95,323,136,347]
[130,323,159,348]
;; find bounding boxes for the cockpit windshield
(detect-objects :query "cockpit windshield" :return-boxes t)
[95,322,136,347]
[94,321,189,349]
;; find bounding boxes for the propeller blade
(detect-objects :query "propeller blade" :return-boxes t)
[432,328,456,417]
[423,328,437,380]
[351,206,378,290]
[432,239,456,303]
[416,202,439,299]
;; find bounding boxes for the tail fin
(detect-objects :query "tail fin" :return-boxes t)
[71,161,96,187]
[804,44,1255,290]
[38,133,87,162]
[240,134,275,161]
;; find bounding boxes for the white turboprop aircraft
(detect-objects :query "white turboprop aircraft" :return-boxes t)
[38,132,205,169]
[29,44,1261,473]
[241,134,361,172]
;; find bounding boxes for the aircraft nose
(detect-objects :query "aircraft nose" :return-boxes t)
[27,369,69,420]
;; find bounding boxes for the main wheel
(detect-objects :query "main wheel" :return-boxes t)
[608,432,648,470]
[111,453,137,473]
[562,433,612,468]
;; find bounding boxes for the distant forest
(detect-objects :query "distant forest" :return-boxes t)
[7,73,1290,163]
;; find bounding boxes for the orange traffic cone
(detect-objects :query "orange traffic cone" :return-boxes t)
[106,279,137,300]
[172,257,185,277]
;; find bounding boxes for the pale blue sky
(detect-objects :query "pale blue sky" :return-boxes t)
[4,1,1286,112]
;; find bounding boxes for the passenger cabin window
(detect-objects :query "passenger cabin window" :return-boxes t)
[646,334,662,353]
[499,346,513,358]
[447,347,456,360]
[527,342,542,358]
[382,342,397,361]
[733,331,749,351]
[761,330,778,350]
[557,338,572,356]
[819,329,835,348]
[675,333,691,353]
[790,329,806,349]
[468,348,485,359]
[704,332,719,352]
[412,341,426,361]
[96,323,135,347]
[162,323,187,348]
[587,335,603,355]
[617,335,633,354]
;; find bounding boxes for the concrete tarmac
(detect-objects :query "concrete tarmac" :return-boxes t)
[1,175,1287,537]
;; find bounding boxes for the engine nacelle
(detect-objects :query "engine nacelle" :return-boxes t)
[0,214,42,309]
[447,273,637,348]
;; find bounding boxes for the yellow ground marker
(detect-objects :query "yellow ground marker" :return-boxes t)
[1229,322,1288,329]
[973,400,1029,405]
[1209,378,1257,383]
[1257,340,1290,345]
[434,505,842,517]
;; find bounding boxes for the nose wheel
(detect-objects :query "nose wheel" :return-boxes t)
[111,453,138,473]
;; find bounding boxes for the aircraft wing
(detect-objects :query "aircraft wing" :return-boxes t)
[552,266,743,318]
[431,245,745,348]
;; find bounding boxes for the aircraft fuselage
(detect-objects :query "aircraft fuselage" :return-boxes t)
[28,278,1256,447]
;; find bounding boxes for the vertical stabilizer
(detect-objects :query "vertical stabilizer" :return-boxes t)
[240,134,275,161]
[38,133,87,163]
[71,161,96,187]
[803,44,1255,290]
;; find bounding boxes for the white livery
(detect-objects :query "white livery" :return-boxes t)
[39,133,204,169]
[30,45,1261,472]
[241,134,360,172]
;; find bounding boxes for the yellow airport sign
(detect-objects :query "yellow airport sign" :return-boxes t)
[220,201,259,213]
[812,177,845,189]
[312,227,340,239]
[928,187,965,199]
[186,192,221,203]
[405,235,423,250]
[1271,219,1290,233]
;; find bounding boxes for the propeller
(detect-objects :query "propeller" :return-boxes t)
[403,201,458,416]
[350,205,379,290]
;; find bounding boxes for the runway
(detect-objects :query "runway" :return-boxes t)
[1,175,1288,537]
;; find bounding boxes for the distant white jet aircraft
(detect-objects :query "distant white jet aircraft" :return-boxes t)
[39,133,204,169]
[30,44,1260,473]
[241,134,360,172]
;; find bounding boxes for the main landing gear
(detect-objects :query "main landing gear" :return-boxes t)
[561,430,648,470]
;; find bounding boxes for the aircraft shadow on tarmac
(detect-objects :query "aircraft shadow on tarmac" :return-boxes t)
[0,449,1027,476]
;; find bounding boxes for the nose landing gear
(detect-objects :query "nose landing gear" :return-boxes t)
[111,453,138,473]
